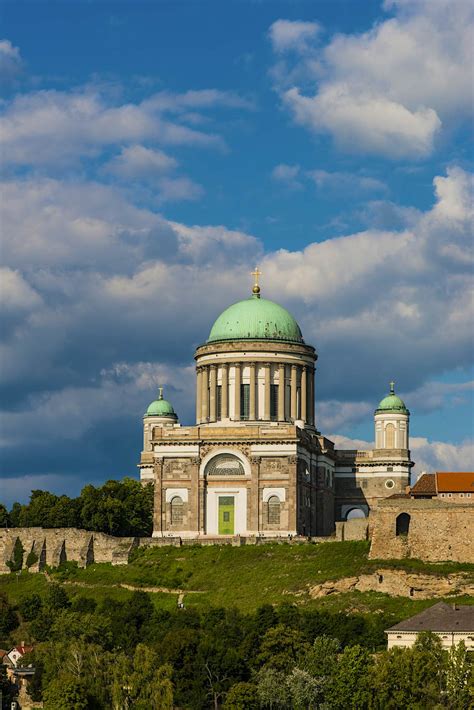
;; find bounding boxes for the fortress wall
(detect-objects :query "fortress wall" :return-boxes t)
[0,528,138,572]
[369,500,474,562]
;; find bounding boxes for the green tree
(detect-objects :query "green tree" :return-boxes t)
[18,593,43,621]
[0,503,8,526]
[128,644,174,709]
[370,647,414,709]
[302,634,340,677]
[0,591,19,635]
[287,667,322,710]
[411,631,446,706]
[8,501,22,526]
[256,667,291,709]
[223,681,259,709]
[327,644,373,709]
[7,536,24,571]
[256,624,310,673]
[445,641,471,710]
[45,583,70,611]
[43,677,88,710]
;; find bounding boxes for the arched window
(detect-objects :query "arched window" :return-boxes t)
[346,508,366,520]
[170,496,184,524]
[205,453,245,476]
[396,512,410,536]
[385,423,395,448]
[267,496,281,524]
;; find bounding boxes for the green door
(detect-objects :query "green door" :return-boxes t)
[218,496,235,535]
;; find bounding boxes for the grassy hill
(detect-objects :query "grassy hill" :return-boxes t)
[1,541,473,625]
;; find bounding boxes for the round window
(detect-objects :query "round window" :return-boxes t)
[385,479,395,489]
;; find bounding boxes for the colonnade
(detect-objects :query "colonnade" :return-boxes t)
[195,362,315,426]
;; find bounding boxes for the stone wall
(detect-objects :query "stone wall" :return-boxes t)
[369,499,474,563]
[0,528,139,573]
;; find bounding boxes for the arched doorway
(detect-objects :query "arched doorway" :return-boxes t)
[396,512,410,536]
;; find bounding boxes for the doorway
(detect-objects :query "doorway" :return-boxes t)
[218,496,235,535]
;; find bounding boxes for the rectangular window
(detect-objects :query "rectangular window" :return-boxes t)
[240,384,250,420]
[270,384,278,420]
[216,385,222,420]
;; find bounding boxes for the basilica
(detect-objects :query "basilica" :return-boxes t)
[139,271,413,538]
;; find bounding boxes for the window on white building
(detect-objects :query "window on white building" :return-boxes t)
[268,496,281,524]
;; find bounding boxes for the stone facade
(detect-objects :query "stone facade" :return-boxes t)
[369,498,474,563]
[0,528,139,573]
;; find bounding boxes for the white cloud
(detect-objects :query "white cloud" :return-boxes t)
[308,169,387,193]
[156,176,204,202]
[103,145,178,179]
[270,0,473,158]
[329,433,474,480]
[0,85,255,168]
[0,268,42,312]
[271,163,303,190]
[269,20,321,53]
[0,39,22,79]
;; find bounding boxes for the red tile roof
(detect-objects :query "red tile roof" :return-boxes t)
[436,472,474,493]
[411,473,436,496]
[13,645,33,656]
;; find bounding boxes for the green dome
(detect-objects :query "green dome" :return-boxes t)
[376,382,409,414]
[207,294,304,344]
[145,388,177,418]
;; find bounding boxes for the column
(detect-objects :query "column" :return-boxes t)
[301,366,307,424]
[209,365,217,422]
[250,456,261,533]
[264,363,271,420]
[196,368,202,424]
[201,366,209,422]
[249,362,256,420]
[153,458,164,535]
[221,364,229,419]
[290,365,297,421]
[234,363,241,421]
[278,364,285,421]
[309,369,315,426]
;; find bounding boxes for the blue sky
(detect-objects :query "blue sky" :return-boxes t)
[1,0,473,506]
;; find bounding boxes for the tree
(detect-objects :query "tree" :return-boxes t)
[7,537,24,571]
[19,593,43,621]
[256,624,310,673]
[0,503,8,526]
[223,681,259,709]
[0,591,19,635]
[302,635,340,677]
[445,641,471,710]
[128,644,174,710]
[8,501,22,526]
[256,667,291,709]
[45,583,70,611]
[287,668,323,710]
[327,644,373,709]
[43,677,88,710]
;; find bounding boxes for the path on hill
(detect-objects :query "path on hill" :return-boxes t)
[47,575,206,605]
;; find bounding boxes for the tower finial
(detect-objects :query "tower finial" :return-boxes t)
[390,380,395,394]
[251,266,262,297]
[158,386,163,400]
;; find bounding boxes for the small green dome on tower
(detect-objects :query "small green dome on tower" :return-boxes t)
[145,387,178,419]
[375,382,409,414]
[207,267,304,344]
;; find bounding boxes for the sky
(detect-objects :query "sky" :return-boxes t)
[0,0,473,507]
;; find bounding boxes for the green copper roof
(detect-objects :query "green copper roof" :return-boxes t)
[145,388,177,418]
[207,294,304,344]
[376,382,409,414]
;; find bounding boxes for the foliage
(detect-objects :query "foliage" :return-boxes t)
[25,548,39,568]
[3,478,154,536]
[0,591,19,636]
[223,681,259,709]
[6,537,24,572]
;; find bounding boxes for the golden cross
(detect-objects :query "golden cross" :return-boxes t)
[251,266,262,288]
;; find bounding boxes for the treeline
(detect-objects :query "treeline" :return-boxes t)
[1,587,472,709]
[0,478,153,537]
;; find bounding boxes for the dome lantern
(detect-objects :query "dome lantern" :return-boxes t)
[145,387,178,420]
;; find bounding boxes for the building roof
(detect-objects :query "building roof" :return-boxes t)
[145,388,178,419]
[436,472,474,493]
[11,645,33,656]
[207,293,304,344]
[375,382,409,415]
[411,473,436,497]
[386,602,474,633]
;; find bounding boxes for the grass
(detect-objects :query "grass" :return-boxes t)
[1,541,472,616]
